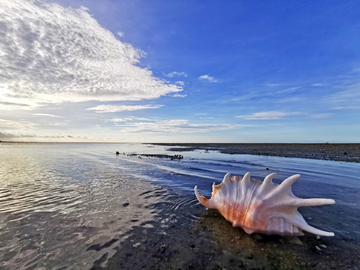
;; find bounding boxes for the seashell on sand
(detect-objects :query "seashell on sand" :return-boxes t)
[194,173,335,236]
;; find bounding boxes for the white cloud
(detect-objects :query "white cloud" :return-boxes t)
[175,81,185,85]
[311,113,332,118]
[110,118,127,122]
[116,119,242,133]
[0,0,182,109]
[275,86,301,94]
[0,100,36,110]
[172,94,187,98]
[33,113,60,118]
[0,131,37,140]
[165,72,187,78]
[86,104,163,113]
[0,131,15,139]
[237,111,299,120]
[335,106,360,110]
[110,117,152,122]
[117,31,124,37]
[275,97,304,103]
[325,86,360,108]
[0,130,92,141]
[199,75,218,83]
[265,83,282,87]
[0,119,37,130]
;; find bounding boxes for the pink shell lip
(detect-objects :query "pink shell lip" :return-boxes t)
[195,172,335,237]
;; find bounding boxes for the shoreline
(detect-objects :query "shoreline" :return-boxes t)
[108,144,358,269]
[2,142,359,163]
[100,191,359,270]
[149,143,360,163]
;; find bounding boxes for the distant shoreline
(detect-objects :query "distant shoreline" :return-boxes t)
[149,143,360,163]
[2,141,359,163]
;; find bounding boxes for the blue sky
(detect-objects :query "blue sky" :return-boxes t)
[0,0,359,142]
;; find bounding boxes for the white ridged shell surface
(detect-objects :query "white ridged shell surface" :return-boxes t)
[194,172,335,236]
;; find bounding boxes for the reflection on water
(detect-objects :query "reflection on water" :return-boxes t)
[0,143,359,269]
[0,143,170,269]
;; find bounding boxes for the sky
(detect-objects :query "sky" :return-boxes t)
[0,0,359,143]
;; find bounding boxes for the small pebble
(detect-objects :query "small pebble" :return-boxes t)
[288,237,303,246]
[320,244,327,249]
[315,246,321,251]
[246,253,254,259]
[122,200,130,207]
[222,250,231,256]
[253,234,263,241]
[133,242,141,248]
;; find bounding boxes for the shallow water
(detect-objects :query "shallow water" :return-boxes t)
[0,143,359,269]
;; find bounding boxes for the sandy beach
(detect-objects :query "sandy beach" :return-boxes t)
[151,143,360,163]
[100,194,359,270]
[1,143,359,270]
[97,143,360,270]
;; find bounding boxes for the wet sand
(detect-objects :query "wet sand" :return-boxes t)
[93,143,360,270]
[96,192,359,270]
[150,143,360,163]
[2,143,358,269]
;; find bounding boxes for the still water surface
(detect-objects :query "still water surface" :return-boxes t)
[0,143,359,269]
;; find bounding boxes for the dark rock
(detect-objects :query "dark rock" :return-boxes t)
[252,234,264,241]
[122,200,129,207]
[246,253,254,259]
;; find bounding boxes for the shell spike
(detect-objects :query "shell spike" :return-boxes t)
[290,213,335,236]
[194,186,217,209]
[243,172,251,184]
[293,198,336,207]
[221,173,231,185]
[194,186,210,208]
[276,174,301,194]
[263,173,276,186]
[257,173,276,195]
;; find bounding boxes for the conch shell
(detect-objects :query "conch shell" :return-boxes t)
[194,173,335,236]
